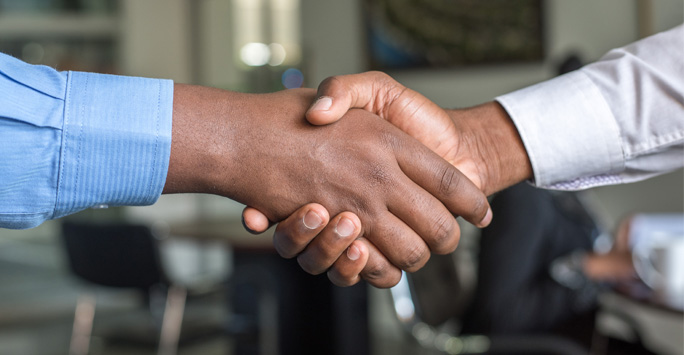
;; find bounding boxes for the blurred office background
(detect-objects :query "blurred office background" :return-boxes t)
[0,0,681,354]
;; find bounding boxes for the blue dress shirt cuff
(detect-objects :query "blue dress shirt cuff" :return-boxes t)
[54,71,173,219]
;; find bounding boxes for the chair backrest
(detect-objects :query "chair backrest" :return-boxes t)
[61,221,167,289]
[406,253,467,327]
[399,187,603,327]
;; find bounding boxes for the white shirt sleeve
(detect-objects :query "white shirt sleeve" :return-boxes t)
[496,24,684,190]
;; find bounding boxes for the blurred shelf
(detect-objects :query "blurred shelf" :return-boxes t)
[0,13,118,39]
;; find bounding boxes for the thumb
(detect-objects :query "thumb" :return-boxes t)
[242,206,272,234]
[306,71,402,125]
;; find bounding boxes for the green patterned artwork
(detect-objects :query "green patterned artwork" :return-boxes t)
[363,0,544,69]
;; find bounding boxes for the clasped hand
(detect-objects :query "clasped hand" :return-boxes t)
[228,81,501,288]
[167,85,492,288]
[234,89,489,287]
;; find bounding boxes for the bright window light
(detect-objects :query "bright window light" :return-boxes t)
[240,42,270,66]
[268,43,286,66]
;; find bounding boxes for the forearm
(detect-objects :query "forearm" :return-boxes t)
[163,84,317,201]
[446,102,532,195]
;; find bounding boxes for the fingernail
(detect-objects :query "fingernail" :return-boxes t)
[310,96,332,111]
[347,245,361,261]
[478,208,493,228]
[303,210,323,229]
[335,217,355,238]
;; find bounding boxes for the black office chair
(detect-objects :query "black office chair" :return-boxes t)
[391,265,590,355]
[62,222,168,290]
[61,221,193,355]
[390,184,603,355]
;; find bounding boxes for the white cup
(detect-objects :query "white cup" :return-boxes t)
[633,235,684,309]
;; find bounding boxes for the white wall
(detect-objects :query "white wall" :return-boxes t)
[300,0,365,84]
[198,0,241,89]
[653,0,684,33]
[119,0,192,82]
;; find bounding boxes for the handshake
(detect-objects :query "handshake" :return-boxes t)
[165,72,533,288]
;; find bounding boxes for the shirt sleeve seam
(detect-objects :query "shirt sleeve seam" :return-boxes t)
[148,80,162,198]
[73,74,87,208]
[626,129,684,158]
[53,71,72,220]
[577,70,627,175]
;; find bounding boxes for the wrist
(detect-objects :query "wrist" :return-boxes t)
[164,84,248,196]
[447,101,532,195]
[164,85,318,205]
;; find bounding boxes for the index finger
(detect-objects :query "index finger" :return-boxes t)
[391,128,492,228]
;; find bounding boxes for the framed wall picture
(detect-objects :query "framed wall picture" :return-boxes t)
[363,0,544,70]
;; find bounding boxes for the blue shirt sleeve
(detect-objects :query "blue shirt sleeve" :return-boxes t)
[0,53,173,229]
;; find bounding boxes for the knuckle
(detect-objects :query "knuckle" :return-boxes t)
[319,75,343,93]
[378,130,400,151]
[368,271,402,288]
[472,195,489,219]
[438,166,461,196]
[397,243,429,272]
[368,70,388,79]
[429,214,459,254]
[435,233,460,254]
[369,71,394,86]
[367,163,393,188]
[363,259,389,281]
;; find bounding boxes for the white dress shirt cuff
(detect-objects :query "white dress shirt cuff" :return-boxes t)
[496,71,625,190]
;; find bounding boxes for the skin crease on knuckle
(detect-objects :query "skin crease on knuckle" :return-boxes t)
[472,192,489,222]
[438,164,461,197]
[428,213,459,255]
[363,258,389,282]
[366,267,402,288]
[434,162,489,223]
[397,241,430,272]
[361,251,402,288]
[377,129,402,153]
